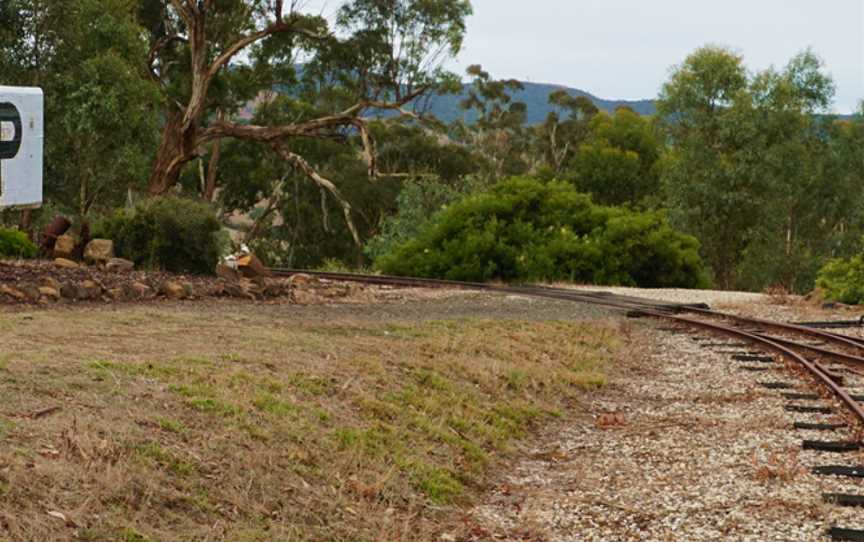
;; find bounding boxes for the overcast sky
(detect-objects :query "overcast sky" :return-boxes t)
[308,0,864,113]
[454,0,864,113]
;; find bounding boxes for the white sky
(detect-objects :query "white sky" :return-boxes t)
[305,0,864,113]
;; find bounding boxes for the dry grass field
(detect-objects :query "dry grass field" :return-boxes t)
[0,297,628,541]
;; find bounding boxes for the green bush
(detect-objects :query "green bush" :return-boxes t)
[815,255,864,304]
[94,196,223,274]
[0,228,37,259]
[364,176,487,262]
[376,177,709,288]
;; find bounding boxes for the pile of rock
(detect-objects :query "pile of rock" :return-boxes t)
[41,215,135,274]
[214,253,359,304]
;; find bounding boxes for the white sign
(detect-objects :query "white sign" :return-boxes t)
[0,86,43,209]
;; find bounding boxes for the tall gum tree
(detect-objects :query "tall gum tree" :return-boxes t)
[142,0,471,243]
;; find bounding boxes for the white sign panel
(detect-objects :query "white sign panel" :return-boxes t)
[0,86,43,209]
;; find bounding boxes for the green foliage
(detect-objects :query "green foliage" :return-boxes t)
[1,0,161,215]
[816,255,864,305]
[376,177,708,288]
[0,228,37,259]
[95,197,223,274]
[365,176,487,262]
[570,109,662,207]
[658,46,849,292]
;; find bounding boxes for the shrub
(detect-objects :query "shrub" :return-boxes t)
[815,255,864,304]
[364,176,487,262]
[0,228,37,259]
[376,177,709,288]
[94,196,223,274]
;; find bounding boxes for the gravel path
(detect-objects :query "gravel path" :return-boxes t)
[470,325,864,541]
[565,284,769,307]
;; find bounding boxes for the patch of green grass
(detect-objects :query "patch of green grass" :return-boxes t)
[134,442,195,477]
[188,398,240,416]
[417,370,451,391]
[252,393,297,417]
[0,418,14,439]
[402,460,463,504]
[505,369,529,390]
[287,373,334,396]
[156,418,185,434]
[168,383,215,398]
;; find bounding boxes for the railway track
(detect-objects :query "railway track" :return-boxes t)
[273,268,864,540]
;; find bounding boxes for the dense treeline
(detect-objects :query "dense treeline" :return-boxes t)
[1,1,862,292]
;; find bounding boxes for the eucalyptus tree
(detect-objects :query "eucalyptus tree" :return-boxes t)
[454,65,529,180]
[658,45,764,289]
[569,107,661,207]
[535,90,598,175]
[140,0,471,246]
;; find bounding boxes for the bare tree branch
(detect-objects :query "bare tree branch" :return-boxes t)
[271,144,361,247]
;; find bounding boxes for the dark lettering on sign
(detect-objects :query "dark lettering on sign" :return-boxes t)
[0,103,22,160]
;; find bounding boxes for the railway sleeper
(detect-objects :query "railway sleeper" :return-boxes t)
[785,404,833,414]
[824,493,864,507]
[760,382,795,389]
[829,527,864,541]
[782,393,820,400]
[732,354,774,362]
[813,465,864,478]
[795,422,847,431]
[740,366,771,372]
[803,440,861,452]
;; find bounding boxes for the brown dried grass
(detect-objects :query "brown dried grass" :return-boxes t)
[0,301,624,541]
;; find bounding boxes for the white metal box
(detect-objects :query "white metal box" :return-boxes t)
[0,86,43,209]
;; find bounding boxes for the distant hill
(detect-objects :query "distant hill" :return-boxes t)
[418,81,657,124]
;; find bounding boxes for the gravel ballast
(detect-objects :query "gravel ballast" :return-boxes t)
[470,326,864,541]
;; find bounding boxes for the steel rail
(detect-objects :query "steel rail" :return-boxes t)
[271,268,864,426]
[651,311,864,424]
[683,307,864,354]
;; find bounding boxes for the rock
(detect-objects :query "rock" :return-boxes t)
[40,276,60,291]
[0,284,26,301]
[130,282,153,299]
[216,263,241,282]
[81,280,102,300]
[223,281,256,300]
[105,257,134,273]
[60,282,87,300]
[39,215,71,257]
[181,282,196,299]
[106,288,124,301]
[83,239,114,264]
[53,234,77,259]
[18,283,41,302]
[54,257,79,269]
[38,286,60,300]
[239,278,264,297]
[292,289,321,305]
[264,279,289,297]
[237,253,271,278]
[287,273,317,287]
[160,281,186,299]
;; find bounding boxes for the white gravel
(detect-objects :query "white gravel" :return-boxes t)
[565,284,769,307]
[470,326,864,541]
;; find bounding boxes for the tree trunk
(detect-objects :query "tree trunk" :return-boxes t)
[203,118,223,202]
[148,109,197,195]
